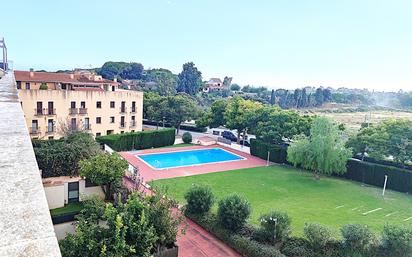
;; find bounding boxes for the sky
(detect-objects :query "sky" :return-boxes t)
[2,0,412,91]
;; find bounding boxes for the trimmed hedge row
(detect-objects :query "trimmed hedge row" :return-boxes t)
[96,128,175,151]
[143,119,207,133]
[250,139,289,164]
[344,159,412,194]
[251,139,412,194]
[187,213,285,257]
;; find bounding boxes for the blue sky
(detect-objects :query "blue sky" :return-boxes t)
[2,0,412,91]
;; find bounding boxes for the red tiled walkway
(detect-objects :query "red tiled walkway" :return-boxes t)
[177,218,241,257]
[120,144,267,182]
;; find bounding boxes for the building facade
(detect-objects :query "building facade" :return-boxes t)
[203,78,227,93]
[15,70,143,139]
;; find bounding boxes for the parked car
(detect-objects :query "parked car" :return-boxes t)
[239,139,250,147]
[222,131,238,142]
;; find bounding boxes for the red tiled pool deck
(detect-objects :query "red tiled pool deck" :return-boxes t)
[119,144,267,183]
[120,144,267,257]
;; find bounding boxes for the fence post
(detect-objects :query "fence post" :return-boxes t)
[266,151,270,166]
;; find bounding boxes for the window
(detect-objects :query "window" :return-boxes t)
[110,101,115,108]
[16,81,21,89]
[68,182,79,203]
[84,118,90,130]
[121,131,124,134]
[121,101,126,112]
[106,130,114,135]
[110,116,115,123]
[80,101,86,108]
[120,116,125,127]
[112,86,115,91]
[31,120,38,130]
[25,82,30,89]
[47,101,54,115]
[71,118,77,131]
[131,101,136,112]
[36,102,43,115]
[47,119,54,132]
[96,117,101,124]
[61,84,67,90]
[96,132,101,137]
[70,101,76,108]
[96,101,101,108]
[48,136,54,140]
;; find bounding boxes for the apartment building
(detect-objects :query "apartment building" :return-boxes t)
[15,70,143,139]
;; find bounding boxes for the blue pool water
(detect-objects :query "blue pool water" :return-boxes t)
[137,148,244,169]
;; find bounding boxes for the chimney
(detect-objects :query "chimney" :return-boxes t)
[70,73,74,79]
[29,68,34,78]
[113,77,117,83]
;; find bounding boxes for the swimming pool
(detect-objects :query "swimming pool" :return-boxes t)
[137,148,245,170]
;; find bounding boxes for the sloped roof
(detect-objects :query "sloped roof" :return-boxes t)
[14,70,117,85]
[207,78,223,84]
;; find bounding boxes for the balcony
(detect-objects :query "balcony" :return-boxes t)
[46,108,56,116]
[130,107,136,113]
[129,120,136,128]
[119,122,127,129]
[79,108,88,115]
[69,108,78,115]
[34,108,45,116]
[119,107,127,114]
[29,127,40,135]
[46,126,56,134]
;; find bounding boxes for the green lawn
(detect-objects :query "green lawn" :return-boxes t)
[151,165,412,236]
[50,202,83,216]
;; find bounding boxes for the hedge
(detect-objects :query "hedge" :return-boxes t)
[344,159,412,194]
[250,139,289,164]
[187,213,285,257]
[96,128,175,151]
[143,119,207,133]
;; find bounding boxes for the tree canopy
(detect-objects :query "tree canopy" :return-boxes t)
[145,69,178,96]
[79,153,128,200]
[177,62,203,95]
[347,119,412,165]
[34,132,101,177]
[287,117,352,178]
[99,61,144,80]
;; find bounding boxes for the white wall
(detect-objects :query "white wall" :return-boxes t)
[44,185,65,209]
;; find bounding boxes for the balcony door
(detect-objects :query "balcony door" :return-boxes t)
[47,101,54,115]
[68,182,79,203]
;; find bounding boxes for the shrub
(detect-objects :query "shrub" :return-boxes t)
[341,224,374,251]
[182,132,192,144]
[381,225,412,257]
[96,128,175,151]
[259,210,291,243]
[281,237,314,257]
[217,194,251,231]
[303,223,333,251]
[184,185,214,214]
[188,212,285,257]
[39,83,48,90]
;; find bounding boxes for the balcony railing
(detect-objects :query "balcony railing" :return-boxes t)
[83,124,92,131]
[34,108,45,116]
[119,107,127,113]
[69,108,78,115]
[130,107,136,113]
[119,122,127,128]
[46,125,56,134]
[46,108,56,116]
[129,120,136,128]
[29,127,40,135]
[79,108,88,115]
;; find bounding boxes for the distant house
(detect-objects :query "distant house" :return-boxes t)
[203,78,226,93]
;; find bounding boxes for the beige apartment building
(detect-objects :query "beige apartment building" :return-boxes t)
[15,70,143,139]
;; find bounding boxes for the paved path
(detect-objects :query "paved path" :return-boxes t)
[177,218,241,257]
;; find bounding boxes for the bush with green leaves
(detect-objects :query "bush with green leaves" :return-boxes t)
[39,83,48,90]
[217,194,251,231]
[381,225,412,257]
[341,224,374,251]
[184,185,214,214]
[182,132,192,144]
[281,237,314,257]
[259,210,291,243]
[303,223,333,251]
